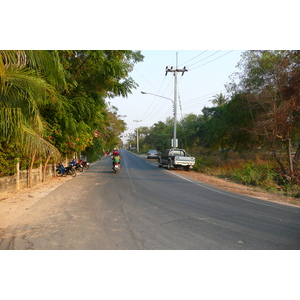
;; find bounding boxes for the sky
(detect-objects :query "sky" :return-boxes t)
[110,50,244,142]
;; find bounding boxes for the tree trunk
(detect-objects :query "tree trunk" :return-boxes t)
[273,151,287,174]
[43,154,51,182]
[293,143,300,171]
[29,151,36,188]
[287,138,293,174]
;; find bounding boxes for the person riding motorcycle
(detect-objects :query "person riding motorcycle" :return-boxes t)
[112,152,121,170]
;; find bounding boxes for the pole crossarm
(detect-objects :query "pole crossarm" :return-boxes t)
[165,66,188,76]
[165,54,188,148]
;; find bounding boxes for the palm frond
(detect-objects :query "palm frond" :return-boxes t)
[22,125,60,158]
[0,107,24,141]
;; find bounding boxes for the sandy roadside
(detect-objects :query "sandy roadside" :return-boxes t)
[0,175,73,228]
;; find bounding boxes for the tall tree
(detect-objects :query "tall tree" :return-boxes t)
[43,50,143,156]
[228,50,300,173]
[142,121,171,151]
[0,50,64,158]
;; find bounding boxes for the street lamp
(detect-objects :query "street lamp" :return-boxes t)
[141,91,173,103]
[141,90,177,148]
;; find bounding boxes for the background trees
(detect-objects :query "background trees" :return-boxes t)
[131,51,299,178]
[228,50,300,173]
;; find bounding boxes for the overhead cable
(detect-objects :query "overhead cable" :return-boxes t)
[189,50,234,71]
[188,50,221,67]
[179,50,208,67]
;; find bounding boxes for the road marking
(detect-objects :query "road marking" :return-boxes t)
[124,151,299,211]
[168,170,277,208]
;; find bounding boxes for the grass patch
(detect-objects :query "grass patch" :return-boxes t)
[191,150,300,198]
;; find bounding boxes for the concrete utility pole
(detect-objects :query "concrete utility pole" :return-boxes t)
[133,119,142,153]
[165,52,188,148]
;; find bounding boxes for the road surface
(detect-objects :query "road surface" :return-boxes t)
[1,150,299,249]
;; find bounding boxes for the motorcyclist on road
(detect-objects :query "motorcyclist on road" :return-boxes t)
[112,152,121,169]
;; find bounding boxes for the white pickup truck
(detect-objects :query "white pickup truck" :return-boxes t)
[158,148,195,171]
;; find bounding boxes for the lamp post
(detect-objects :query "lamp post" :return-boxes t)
[141,91,177,148]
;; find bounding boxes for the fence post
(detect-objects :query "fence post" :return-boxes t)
[16,159,20,190]
[40,163,43,183]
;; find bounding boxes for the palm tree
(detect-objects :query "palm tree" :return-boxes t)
[0,51,68,185]
[212,93,227,107]
[0,50,65,158]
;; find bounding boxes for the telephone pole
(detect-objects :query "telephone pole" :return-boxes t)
[133,119,142,153]
[165,52,188,148]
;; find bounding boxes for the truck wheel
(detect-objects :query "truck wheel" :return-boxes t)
[184,166,191,171]
[167,160,172,170]
[158,159,162,167]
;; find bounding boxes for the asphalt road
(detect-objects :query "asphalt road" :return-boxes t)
[1,150,299,250]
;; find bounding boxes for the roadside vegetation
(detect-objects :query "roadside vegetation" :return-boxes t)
[128,51,300,198]
[0,50,144,177]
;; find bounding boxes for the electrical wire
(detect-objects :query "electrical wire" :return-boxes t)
[183,89,227,104]
[134,50,234,128]
[141,75,168,120]
[178,50,208,67]
[187,50,221,67]
[134,67,158,90]
[141,76,174,122]
[189,50,234,71]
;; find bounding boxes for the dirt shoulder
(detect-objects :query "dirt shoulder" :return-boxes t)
[1,156,299,229]
[0,175,74,229]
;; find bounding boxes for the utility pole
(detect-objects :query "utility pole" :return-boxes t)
[165,52,188,148]
[133,119,142,153]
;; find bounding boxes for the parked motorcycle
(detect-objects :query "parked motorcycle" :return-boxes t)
[56,162,76,177]
[82,161,89,170]
[75,162,84,172]
[78,159,89,171]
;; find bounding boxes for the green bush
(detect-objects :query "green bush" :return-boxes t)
[0,139,20,177]
[232,161,276,187]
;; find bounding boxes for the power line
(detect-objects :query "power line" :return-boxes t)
[141,76,168,120]
[137,51,235,128]
[134,67,158,90]
[179,50,207,67]
[188,50,221,67]
[141,76,174,122]
[189,50,234,71]
[183,89,227,104]
[165,52,188,148]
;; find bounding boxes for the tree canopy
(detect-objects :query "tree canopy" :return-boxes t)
[0,50,143,175]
